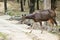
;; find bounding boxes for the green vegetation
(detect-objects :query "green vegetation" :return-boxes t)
[7,10,29,16]
[0,32,8,40]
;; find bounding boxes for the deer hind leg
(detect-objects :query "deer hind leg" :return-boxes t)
[53,18,58,26]
[48,19,54,31]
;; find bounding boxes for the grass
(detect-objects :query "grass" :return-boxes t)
[0,32,8,40]
[7,10,29,16]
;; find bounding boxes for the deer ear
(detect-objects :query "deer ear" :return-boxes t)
[22,14,23,16]
[24,14,26,16]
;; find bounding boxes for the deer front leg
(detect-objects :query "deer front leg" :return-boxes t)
[29,23,34,33]
[39,21,43,33]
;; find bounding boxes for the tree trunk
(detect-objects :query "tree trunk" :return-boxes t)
[17,0,19,3]
[29,0,35,14]
[4,0,7,14]
[36,0,39,10]
[28,0,30,8]
[20,0,24,12]
[23,0,26,5]
[51,0,57,11]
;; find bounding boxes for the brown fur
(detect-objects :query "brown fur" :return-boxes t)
[21,9,57,33]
